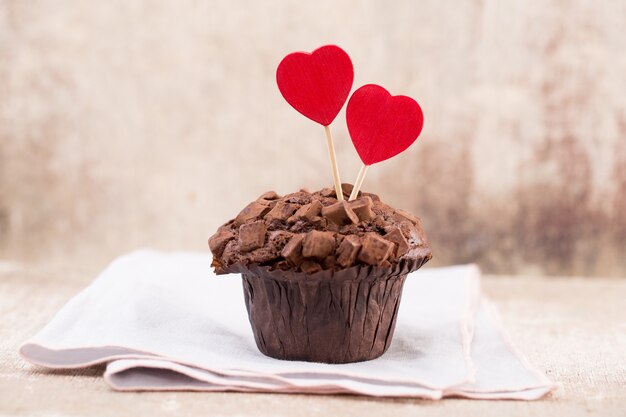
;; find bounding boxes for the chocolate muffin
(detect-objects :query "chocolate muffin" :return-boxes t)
[208,184,432,363]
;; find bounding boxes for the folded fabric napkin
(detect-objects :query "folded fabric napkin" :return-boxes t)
[20,250,554,399]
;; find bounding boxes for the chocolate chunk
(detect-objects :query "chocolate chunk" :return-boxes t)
[309,216,327,228]
[258,191,280,200]
[306,200,324,217]
[393,208,421,225]
[384,226,410,258]
[380,260,392,269]
[300,260,322,274]
[357,233,394,265]
[373,215,387,229]
[238,221,266,252]
[208,229,235,258]
[321,183,359,200]
[280,234,305,266]
[321,201,359,226]
[302,230,336,259]
[349,196,374,222]
[341,183,355,199]
[284,191,312,205]
[362,191,380,202]
[264,201,298,222]
[320,188,336,197]
[336,235,362,268]
[288,200,323,223]
[234,202,271,226]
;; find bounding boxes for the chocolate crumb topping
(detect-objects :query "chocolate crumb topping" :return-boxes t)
[209,186,431,273]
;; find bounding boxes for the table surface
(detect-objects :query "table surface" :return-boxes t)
[1,262,624,417]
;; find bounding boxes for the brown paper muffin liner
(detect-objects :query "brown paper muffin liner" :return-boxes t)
[222,254,431,364]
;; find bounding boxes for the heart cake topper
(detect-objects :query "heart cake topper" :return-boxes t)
[346,84,424,165]
[276,45,354,201]
[346,84,424,200]
[276,45,354,126]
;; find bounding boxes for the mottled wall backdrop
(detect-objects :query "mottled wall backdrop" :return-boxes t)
[1,0,625,276]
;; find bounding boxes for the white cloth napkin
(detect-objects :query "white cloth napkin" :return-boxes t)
[20,250,554,399]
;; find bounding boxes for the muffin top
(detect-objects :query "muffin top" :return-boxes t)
[209,184,432,274]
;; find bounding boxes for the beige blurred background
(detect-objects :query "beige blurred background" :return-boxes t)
[0,0,625,276]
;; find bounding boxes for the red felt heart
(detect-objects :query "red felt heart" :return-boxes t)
[346,84,424,165]
[276,45,354,126]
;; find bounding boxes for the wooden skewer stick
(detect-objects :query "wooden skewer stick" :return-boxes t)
[349,164,369,201]
[324,125,344,201]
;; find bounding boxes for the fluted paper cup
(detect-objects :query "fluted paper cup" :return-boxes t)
[223,254,431,363]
